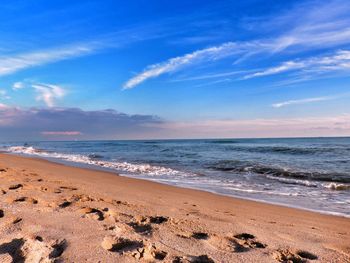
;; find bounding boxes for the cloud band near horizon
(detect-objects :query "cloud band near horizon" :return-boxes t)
[0,105,348,140]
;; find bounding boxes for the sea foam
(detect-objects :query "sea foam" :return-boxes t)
[6,146,194,177]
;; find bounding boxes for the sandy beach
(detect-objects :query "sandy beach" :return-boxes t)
[0,153,349,262]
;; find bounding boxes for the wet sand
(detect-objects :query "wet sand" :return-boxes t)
[0,153,349,262]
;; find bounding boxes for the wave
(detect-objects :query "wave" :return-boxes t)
[222,186,302,196]
[251,146,319,155]
[265,175,350,190]
[207,160,350,184]
[7,146,44,154]
[5,146,195,177]
[323,183,350,191]
[88,154,104,159]
[223,145,347,155]
[265,175,318,187]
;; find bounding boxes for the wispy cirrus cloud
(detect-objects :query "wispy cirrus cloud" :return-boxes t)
[32,83,66,107]
[123,42,248,89]
[0,43,99,76]
[0,16,235,80]
[272,92,350,108]
[243,61,305,79]
[272,97,331,108]
[244,50,350,79]
[123,0,350,89]
[173,70,249,82]
[246,0,350,52]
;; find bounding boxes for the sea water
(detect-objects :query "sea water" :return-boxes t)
[1,137,350,216]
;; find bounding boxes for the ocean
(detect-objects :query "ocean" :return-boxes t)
[1,137,350,217]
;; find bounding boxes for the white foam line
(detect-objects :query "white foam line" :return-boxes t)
[5,146,194,177]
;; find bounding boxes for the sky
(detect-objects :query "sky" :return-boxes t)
[1,0,350,140]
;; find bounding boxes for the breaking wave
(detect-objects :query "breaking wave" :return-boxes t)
[207,160,350,184]
[323,183,350,191]
[5,146,194,177]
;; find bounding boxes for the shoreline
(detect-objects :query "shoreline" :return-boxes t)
[4,152,350,219]
[0,153,349,262]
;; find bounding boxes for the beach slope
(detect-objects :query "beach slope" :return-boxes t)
[0,154,349,262]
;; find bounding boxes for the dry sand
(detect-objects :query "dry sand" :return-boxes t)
[0,153,349,262]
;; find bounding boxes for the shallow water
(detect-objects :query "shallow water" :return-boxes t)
[1,137,350,216]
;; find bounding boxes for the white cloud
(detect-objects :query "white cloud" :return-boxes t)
[12,82,24,90]
[272,97,330,108]
[0,43,98,76]
[123,1,350,89]
[272,92,350,108]
[173,70,250,82]
[243,61,305,79]
[244,50,350,79]
[253,0,350,52]
[32,83,66,107]
[123,42,250,89]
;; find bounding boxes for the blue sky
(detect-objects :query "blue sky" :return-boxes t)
[1,0,350,140]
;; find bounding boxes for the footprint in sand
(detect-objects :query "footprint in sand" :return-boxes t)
[149,215,168,224]
[177,231,209,240]
[111,199,130,206]
[56,194,93,209]
[58,200,72,209]
[71,193,95,202]
[12,197,38,204]
[48,239,67,259]
[132,244,168,260]
[126,215,169,236]
[127,221,153,235]
[0,238,25,262]
[136,215,169,225]
[8,184,23,190]
[101,235,142,253]
[24,237,67,262]
[207,233,266,253]
[273,248,318,262]
[231,233,267,252]
[79,207,105,221]
[102,236,168,261]
[172,254,215,263]
[191,232,209,240]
